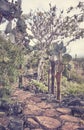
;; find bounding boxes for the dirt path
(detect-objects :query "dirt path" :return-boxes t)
[10,88,84,130]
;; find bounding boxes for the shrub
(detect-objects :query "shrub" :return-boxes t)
[28,79,48,93]
[0,36,24,88]
[0,88,10,98]
[66,83,84,95]
[62,77,84,95]
[70,71,84,84]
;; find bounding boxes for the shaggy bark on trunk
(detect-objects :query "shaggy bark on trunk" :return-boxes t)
[37,57,44,81]
[56,53,63,100]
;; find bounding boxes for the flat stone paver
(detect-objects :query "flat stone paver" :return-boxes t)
[61,122,79,130]
[43,108,59,117]
[60,115,81,123]
[57,108,71,114]
[36,116,61,129]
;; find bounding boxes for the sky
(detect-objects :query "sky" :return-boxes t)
[0,0,84,57]
[22,0,82,12]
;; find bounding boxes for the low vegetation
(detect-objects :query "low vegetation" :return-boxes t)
[62,77,84,96]
[28,79,48,93]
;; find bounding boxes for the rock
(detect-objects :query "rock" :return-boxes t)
[8,102,23,115]
[70,106,84,117]
[77,128,84,130]
[32,128,43,130]
[23,116,29,128]
[68,99,81,106]
[30,96,41,103]
[43,108,59,117]
[13,102,23,115]
[24,128,30,130]
[13,89,26,101]
[0,101,1,107]
[80,101,84,106]
[24,85,37,93]
[61,99,70,107]
[23,86,30,91]
[0,100,9,111]
[27,104,43,115]
[61,95,82,107]
[0,125,6,130]
[36,116,61,129]
[27,118,40,129]
[23,107,33,115]
[37,102,51,109]
[32,129,43,130]
[56,108,71,114]
[61,122,79,130]
[0,117,9,127]
[0,112,5,117]
[41,97,47,101]
[23,103,44,116]
[60,115,80,123]
[8,118,23,130]
[47,94,57,103]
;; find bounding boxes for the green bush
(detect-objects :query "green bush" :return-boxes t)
[0,88,10,98]
[67,83,84,95]
[62,77,84,95]
[29,79,48,93]
[70,71,84,84]
[0,36,24,88]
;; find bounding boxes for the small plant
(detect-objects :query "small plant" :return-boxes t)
[69,83,84,95]
[62,76,84,95]
[0,88,10,98]
[29,79,48,93]
[70,71,84,84]
[0,36,24,89]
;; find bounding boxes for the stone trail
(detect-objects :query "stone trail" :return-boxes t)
[0,88,84,130]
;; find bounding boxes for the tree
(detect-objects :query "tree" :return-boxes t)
[0,0,22,22]
[22,2,84,100]
[24,1,84,82]
[0,0,32,88]
[0,35,24,88]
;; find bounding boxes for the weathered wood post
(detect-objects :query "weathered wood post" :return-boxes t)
[48,66,51,93]
[50,56,55,94]
[18,64,23,88]
[56,52,64,101]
